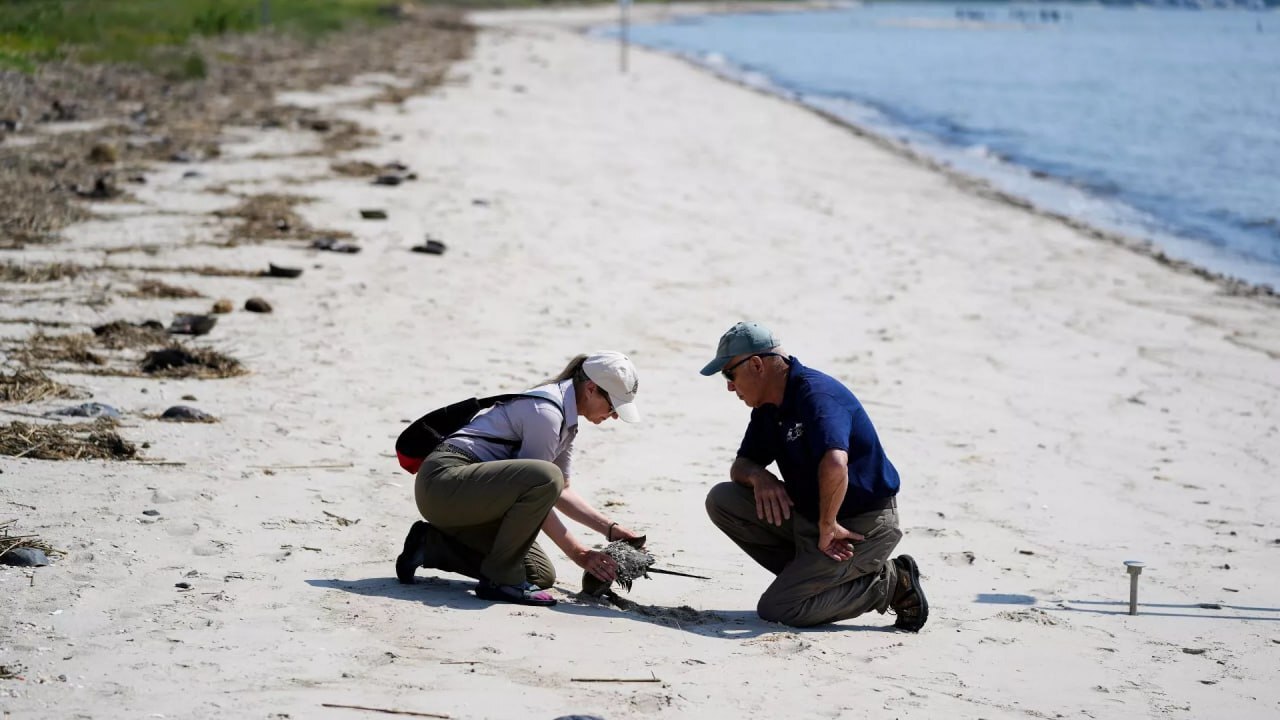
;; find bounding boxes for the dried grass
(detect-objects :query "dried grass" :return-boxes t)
[0,419,137,461]
[330,160,381,177]
[0,369,85,404]
[12,331,106,366]
[123,279,203,299]
[0,519,66,559]
[120,264,262,278]
[213,192,350,243]
[0,261,85,283]
[140,343,246,379]
[91,320,169,349]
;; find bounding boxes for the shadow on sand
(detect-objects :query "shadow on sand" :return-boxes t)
[307,575,902,638]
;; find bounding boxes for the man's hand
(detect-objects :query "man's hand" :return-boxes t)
[752,472,794,526]
[818,522,864,562]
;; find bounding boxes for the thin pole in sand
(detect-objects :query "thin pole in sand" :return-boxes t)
[1125,560,1145,615]
[619,0,630,73]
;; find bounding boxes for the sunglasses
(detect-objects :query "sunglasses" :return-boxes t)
[722,352,784,382]
[596,384,615,412]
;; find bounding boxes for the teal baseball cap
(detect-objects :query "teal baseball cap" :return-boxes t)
[700,322,780,376]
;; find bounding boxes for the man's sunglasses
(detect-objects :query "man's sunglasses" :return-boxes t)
[722,352,785,382]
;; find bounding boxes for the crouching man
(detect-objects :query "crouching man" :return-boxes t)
[700,322,927,631]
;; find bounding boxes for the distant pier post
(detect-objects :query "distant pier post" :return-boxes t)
[619,0,630,73]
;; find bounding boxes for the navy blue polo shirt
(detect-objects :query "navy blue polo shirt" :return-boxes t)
[737,357,899,522]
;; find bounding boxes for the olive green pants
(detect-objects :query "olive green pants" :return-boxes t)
[705,481,902,627]
[415,448,564,587]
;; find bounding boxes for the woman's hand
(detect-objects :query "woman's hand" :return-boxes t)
[606,522,644,546]
[575,548,618,582]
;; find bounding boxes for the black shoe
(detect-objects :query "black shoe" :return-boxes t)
[395,521,429,584]
[892,554,929,632]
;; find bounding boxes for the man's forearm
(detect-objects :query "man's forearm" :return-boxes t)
[731,456,766,488]
[817,450,850,526]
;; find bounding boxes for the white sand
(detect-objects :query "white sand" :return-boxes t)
[3,7,1278,719]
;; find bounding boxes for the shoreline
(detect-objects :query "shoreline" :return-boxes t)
[552,4,1280,304]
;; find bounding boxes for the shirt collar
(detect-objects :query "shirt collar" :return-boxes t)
[776,355,803,415]
[557,378,579,430]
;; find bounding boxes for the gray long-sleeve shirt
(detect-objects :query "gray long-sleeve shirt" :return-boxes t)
[441,379,578,479]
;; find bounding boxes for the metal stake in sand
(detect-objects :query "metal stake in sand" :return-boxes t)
[1124,561,1145,615]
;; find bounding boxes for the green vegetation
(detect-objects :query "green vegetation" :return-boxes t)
[0,0,411,73]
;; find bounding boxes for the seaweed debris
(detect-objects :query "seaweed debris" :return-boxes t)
[0,418,136,460]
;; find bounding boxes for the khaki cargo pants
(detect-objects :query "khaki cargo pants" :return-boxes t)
[705,481,902,627]
[415,447,563,587]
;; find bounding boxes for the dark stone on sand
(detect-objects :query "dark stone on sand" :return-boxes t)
[181,395,197,401]
[309,120,331,132]
[182,170,202,179]
[265,263,303,278]
[310,237,361,254]
[244,297,272,313]
[472,198,490,207]
[1,547,49,567]
[359,209,388,220]
[411,239,447,255]
[168,313,217,336]
[142,509,160,516]
[175,582,192,590]
[76,174,121,200]
[373,174,403,186]
[48,402,122,419]
[161,405,215,423]
[141,348,198,373]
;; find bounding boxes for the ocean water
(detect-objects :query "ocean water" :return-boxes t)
[606,4,1280,290]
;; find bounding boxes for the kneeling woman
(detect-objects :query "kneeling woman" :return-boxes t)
[396,351,644,606]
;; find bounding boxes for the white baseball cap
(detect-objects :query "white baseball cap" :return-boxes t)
[583,351,641,423]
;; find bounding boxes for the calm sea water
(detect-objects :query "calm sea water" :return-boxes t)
[607,4,1280,289]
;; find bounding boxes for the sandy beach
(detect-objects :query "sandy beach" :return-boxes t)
[3,5,1279,719]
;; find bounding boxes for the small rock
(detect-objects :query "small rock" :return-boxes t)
[310,237,361,254]
[359,209,388,220]
[181,395,197,401]
[211,298,234,314]
[1017,549,1035,556]
[175,582,192,590]
[265,263,303,279]
[1182,647,1207,655]
[182,170,202,179]
[1,547,50,567]
[88,143,118,163]
[161,405,216,423]
[472,198,490,207]
[244,297,272,313]
[373,174,403,186]
[309,119,331,132]
[142,509,161,517]
[411,239,447,255]
[168,313,217,336]
[47,402,121,419]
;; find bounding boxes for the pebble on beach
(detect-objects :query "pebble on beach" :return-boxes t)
[244,297,272,313]
[211,299,234,314]
[359,209,388,220]
[160,405,216,423]
[1,547,50,567]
